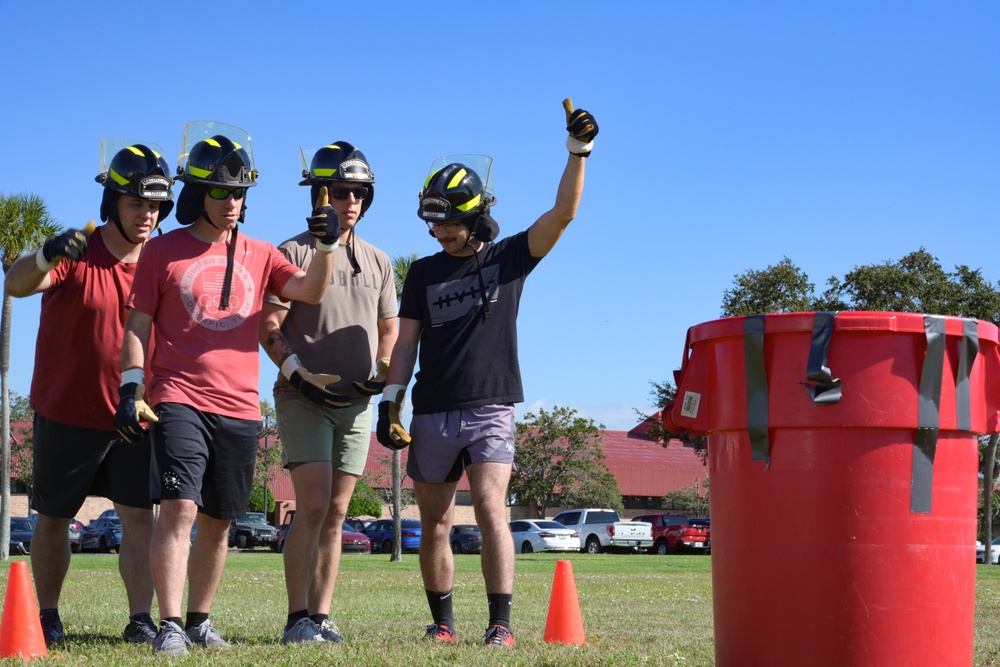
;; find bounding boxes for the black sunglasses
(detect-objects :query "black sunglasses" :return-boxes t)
[329,185,369,201]
[207,187,248,200]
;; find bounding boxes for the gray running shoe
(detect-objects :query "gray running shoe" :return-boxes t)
[282,617,326,644]
[153,620,192,657]
[123,612,157,644]
[186,618,231,648]
[318,619,343,643]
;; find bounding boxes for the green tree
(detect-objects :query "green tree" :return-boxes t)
[0,193,60,559]
[721,257,815,317]
[511,406,622,517]
[663,476,710,517]
[7,392,33,503]
[250,401,282,516]
[347,479,382,519]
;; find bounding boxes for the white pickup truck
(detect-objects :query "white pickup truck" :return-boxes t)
[551,508,653,554]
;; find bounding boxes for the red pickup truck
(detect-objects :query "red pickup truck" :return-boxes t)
[633,513,688,555]
[679,518,711,553]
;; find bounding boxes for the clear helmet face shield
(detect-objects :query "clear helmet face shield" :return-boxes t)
[177,120,257,184]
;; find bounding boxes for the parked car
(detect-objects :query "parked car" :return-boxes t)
[28,514,83,553]
[341,523,371,554]
[509,519,580,554]
[450,525,483,554]
[634,513,688,555]
[273,512,371,555]
[80,517,123,553]
[228,512,279,550]
[365,518,421,554]
[9,517,34,555]
[977,537,1000,564]
[98,508,119,520]
[344,518,371,533]
[679,518,711,553]
[190,519,198,546]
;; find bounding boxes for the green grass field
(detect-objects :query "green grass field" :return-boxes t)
[2,552,1000,665]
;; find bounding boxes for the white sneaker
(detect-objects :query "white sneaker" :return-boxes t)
[185,618,231,648]
[282,617,326,644]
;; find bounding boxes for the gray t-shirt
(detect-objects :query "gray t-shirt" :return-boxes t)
[266,231,397,405]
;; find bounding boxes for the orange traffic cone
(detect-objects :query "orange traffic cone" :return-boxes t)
[0,561,49,659]
[543,559,585,645]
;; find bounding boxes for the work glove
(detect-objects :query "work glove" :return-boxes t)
[563,98,599,157]
[282,354,351,408]
[36,221,96,272]
[115,382,158,444]
[307,186,341,251]
[376,384,411,450]
[353,357,390,396]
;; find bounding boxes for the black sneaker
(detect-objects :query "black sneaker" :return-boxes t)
[123,612,157,644]
[39,609,63,646]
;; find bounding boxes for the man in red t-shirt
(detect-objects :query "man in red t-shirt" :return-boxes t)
[117,131,340,657]
[4,143,174,646]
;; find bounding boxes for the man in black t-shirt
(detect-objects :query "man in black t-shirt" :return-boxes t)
[376,99,599,648]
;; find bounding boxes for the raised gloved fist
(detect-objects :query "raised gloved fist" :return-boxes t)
[353,357,390,396]
[563,98,599,157]
[37,221,96,272]
[282,354,351,408]
[115,382,158,444]
[376,384,411,450]
[307,185,342,251]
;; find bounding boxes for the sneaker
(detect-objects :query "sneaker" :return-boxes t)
[39,609,63,646]
[123,613,157,644]
[423,623,457,644]
[282,617,326,644]
[317,619,342,643]
[153,620,192,657]
[185,618,231,649]
[482,624,516,647]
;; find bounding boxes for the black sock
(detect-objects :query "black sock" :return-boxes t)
[425,589,454,628]
[286,609,309,631]
[40,608,60,622]
[309,613,328,626]
[164,616,183,628]
[487,593,512,629]
[185,612,209,629]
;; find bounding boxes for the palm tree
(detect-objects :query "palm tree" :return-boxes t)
[0,193,60,559]
[388,253,417,562]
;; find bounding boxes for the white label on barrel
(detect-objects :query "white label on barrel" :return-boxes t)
[680,391,701,418]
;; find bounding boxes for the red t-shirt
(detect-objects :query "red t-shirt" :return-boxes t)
[127,228,300,420]
[31,229,138,430]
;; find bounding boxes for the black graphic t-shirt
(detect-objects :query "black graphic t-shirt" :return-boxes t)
[399,231,540,414]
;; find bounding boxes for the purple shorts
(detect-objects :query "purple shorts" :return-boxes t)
[407,404,515,484]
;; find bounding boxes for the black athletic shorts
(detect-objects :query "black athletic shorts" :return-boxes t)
[32,412,153,518]
[150,402,262,520]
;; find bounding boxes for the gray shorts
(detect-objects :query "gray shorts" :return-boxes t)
[407,404,515,484]
[276,399,373,475]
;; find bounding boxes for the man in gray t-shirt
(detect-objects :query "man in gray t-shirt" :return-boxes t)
[259,142,397,645]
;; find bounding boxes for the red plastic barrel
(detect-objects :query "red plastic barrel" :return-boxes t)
[665,312,1000,667]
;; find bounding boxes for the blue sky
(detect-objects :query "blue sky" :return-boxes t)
[1,2,997,431]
